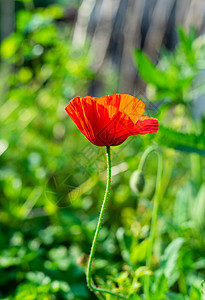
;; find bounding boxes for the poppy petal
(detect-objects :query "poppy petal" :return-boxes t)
[135,116,159,134]
[93,94,145,123]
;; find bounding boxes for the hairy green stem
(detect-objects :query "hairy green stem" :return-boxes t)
[86,146,127,299]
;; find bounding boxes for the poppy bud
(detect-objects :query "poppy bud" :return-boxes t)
[129,170,145,194]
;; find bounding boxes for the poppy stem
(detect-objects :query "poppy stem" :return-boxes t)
[86,146,127,299]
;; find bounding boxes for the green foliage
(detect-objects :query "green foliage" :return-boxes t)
[134,29,205,158]
[134,49,172,90]
[157,125,205,155]
[151,274,168,300]
[159,238,185,287]
[0,2,94,299]
[134,27,204,105]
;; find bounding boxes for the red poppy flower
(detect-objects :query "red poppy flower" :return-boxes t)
[65,94,159,146]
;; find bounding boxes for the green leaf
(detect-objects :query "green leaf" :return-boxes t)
[116,227,132,264]
[201,281,205,299]
[133,50,169,89]
[152,274,168,300]
[160,238,185,287]
[189,285,203,300]
[131,238,149,264]
[157,125,205,155]
[173,183,193,229]
[191,184,205,232]
[177,26,196,65]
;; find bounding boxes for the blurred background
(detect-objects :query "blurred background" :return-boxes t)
[0,0,205,299]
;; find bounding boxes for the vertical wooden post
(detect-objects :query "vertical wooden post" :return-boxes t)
[0,0,15,42]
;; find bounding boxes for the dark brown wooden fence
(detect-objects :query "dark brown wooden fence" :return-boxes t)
[72,0,205,94]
